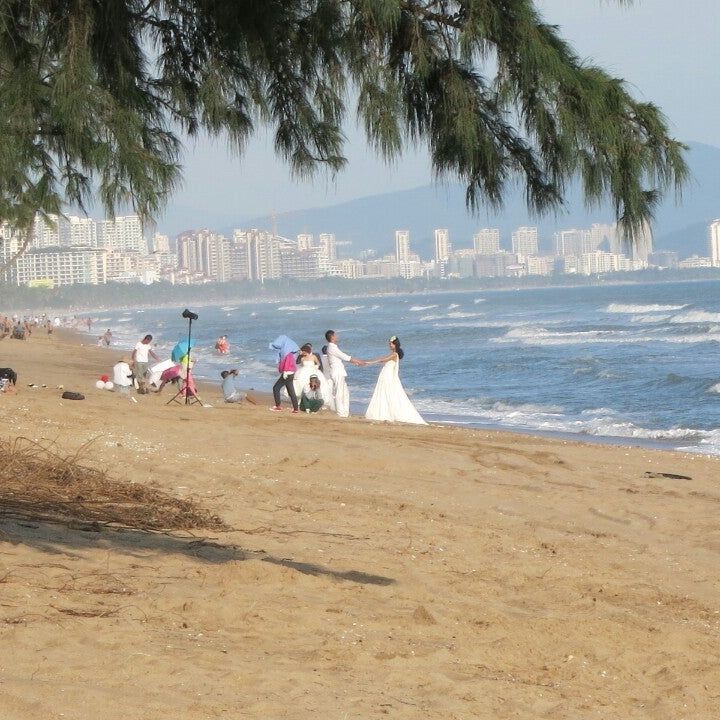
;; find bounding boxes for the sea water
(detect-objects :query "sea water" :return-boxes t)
[94,279,720,455]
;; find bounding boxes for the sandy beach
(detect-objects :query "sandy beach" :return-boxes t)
[1,329,719,719]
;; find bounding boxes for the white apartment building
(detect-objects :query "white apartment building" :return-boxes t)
[553,229,592,256]
[679,255,713,269]
[709,220,720,267]
[395,230,410,264]
[177,230,231,281]
[525,255,555,276]
[97,214,147,254]
[434,228,451,263]
[14,247,107,287]
[590,223,617,253]
[66,216,97,247]
[32,213,61,248]
[319,233,337,262]
[153,233,171,254]
[297,233,313,251]
[473,228,501,254]
[511,226,539,256]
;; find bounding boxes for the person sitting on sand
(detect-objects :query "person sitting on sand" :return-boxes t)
[300,375,325,413]
[220,369,243,403]
[112,357,133,395]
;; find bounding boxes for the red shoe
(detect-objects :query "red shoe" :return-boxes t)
[291,409,300,414]
[270,406,283,412]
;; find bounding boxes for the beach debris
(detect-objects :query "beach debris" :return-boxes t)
[412,605,437,624]
[61,391,85,400]
[0,437,229,532]
[643,471,692,481]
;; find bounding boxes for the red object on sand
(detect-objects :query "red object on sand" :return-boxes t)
[100,375,110,383]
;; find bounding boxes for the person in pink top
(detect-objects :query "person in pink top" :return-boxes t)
[269,335,300,413]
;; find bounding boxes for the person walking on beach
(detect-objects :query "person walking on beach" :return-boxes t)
[269,335,300,413]
[324,329,366,418]
[132,334,159,392]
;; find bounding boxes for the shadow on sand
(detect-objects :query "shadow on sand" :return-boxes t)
[0,515,396,587]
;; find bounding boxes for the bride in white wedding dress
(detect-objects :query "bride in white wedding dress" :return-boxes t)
[293,343,332,406]
[365,336,426,425]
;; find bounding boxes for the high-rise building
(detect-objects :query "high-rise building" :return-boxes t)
[66,216,97,247]
[434,228,451,263]
[395,230,410,264]
[32,214,61,248]
[473,228,501,255]
[177,229,231,281]
[97,215,147,253]
[511,226,539,256]
[14,247,107,286]
[319,233,337,262]
[590,223,617,253]
[297,233,313,251]
[553,229,592,256]
[709,220,720,267]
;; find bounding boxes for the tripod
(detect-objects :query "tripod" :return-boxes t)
[167,310,203,406]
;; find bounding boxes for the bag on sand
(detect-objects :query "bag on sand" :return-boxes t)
[61,391,85,400]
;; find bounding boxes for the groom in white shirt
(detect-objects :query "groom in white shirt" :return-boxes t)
[324,330,366,418]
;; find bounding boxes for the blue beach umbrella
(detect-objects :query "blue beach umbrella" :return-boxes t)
[171,339,196,363]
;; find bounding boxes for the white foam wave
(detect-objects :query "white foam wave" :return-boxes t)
[708,383,720,394]
[669,310,720,324]
[446,311,484,319]
[473,298,486,304]
[277,305,319,312]
[606,303,687,313]
[409,304,439,312]
[494,325,720,346]
[630,314,672,324]
[448,303,460,309]
[337,305,365,312]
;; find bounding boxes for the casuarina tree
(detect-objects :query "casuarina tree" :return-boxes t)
[0,1,687,269]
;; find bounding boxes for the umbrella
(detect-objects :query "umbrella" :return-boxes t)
[171,338,196,363]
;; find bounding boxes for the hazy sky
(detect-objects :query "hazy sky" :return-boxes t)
[156,1,720,235]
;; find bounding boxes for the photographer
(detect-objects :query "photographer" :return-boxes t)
[220,369,243,403]
[300,374,324,413]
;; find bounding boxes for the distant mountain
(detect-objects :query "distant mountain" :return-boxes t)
[234,141,720,260]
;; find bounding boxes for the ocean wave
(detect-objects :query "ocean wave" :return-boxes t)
[409,304,439,311]
[605,303,687,313]
[669,310,720,324]
[277,305,319,312]
[448,303,460,309]
[473,298,486,304]
[337,305,365,312]
[708,383,720,394]
[629,313,672,324]
[494,325,720,346]
[446,311,485,319]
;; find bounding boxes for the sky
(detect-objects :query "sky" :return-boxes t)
[155,1,720,236]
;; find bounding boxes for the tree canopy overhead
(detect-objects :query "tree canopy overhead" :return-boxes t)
[0,0,687,247]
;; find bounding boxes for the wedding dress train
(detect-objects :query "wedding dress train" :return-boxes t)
[365,360,426,424]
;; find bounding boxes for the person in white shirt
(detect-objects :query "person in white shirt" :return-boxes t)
[131,334,159,392]
[324,329,367,418]
[112,357,133,395]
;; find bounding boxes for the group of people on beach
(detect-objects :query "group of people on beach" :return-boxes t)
[108,327,426,425]
[267,330,426,424]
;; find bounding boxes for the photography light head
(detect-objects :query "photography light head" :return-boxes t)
[182,308,199,321]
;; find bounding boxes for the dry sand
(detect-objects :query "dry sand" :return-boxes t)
[0,330,719,719]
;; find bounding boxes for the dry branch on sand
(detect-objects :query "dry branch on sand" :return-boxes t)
[0,437,229,532]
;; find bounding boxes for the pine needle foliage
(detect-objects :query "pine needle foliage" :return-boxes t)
[0,0,687,249]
